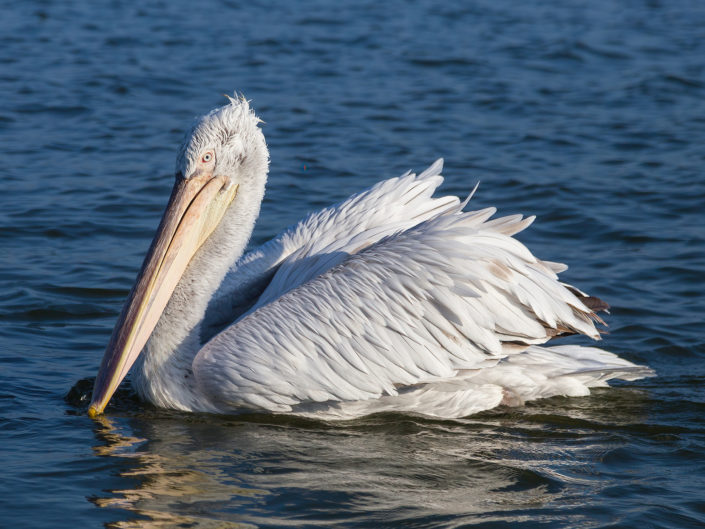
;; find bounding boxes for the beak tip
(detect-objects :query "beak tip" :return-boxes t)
[87,405,101,418]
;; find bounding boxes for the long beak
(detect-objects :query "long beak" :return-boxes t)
[88,173,238,417]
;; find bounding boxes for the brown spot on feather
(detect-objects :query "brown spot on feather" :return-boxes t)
[581,296,610,313]
[488,259,512,281]
[564,285,610,313]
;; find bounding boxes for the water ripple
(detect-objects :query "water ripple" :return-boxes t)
[1,0,705,527]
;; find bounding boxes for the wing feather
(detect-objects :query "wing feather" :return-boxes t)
[193,204,603,413]
[202,160,457,337]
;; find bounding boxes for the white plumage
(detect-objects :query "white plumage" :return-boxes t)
[89,96,653,419]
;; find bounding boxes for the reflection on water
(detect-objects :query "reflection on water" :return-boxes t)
[90,389,653,528]
[92,416,266,528]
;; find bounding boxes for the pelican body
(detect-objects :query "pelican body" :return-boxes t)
[88,95,652,419]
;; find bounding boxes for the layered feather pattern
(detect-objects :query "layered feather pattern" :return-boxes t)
[190,160,652,417]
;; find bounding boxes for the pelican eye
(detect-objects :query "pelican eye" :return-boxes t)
[202,152,213,163]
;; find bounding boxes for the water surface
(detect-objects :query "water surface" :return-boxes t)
[1,1,704,527]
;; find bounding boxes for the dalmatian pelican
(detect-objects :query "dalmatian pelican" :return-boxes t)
[88,95,652,419]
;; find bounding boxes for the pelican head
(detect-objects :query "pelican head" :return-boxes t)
[88,95,267,417]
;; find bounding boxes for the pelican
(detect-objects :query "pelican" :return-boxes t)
[88,95,652,419]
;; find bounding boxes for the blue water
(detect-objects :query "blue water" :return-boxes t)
[2,1,704,527]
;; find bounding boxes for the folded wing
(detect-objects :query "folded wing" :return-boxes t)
[194,202,607,414]
[202,159,459,339]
